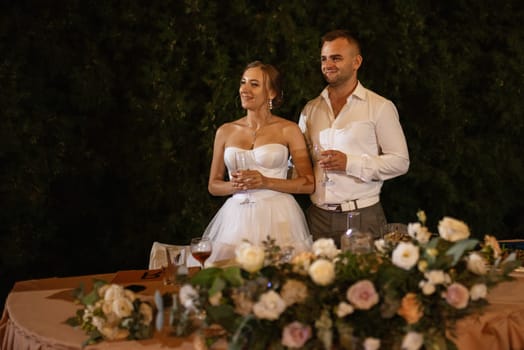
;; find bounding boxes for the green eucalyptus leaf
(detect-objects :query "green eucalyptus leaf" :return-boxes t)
[208,276,226,296]
[222,266,244,286]
[206,304,241,334]
[190,267,223,287]
[445,239,479,266]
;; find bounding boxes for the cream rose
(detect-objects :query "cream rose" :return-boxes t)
[308,259,335,286]
[419,280,436,295]
[335,301,354,318]
[363,337,380,350]
[424,270,449,285]
[470,283,487,300]
[102,284,125,301]
[438,217,470,241]
[235,242,265,273]
[401,331,424,350]
[312,238,339,259]
[253,290,286,320]
[467,252,487,275]
[280,279,308,306]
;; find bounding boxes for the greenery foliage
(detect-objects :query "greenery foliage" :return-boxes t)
[1,0,523,312]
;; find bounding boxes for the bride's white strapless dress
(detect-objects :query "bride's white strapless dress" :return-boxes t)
[202,143,313,263]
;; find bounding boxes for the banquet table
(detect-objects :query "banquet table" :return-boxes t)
[1,269,523,350]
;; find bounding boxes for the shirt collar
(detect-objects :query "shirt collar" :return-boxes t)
[320,80,366,102]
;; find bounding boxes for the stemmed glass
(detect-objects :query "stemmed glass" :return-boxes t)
[190,237,212,269]
[313,143,334,186]
[234,151,255,204]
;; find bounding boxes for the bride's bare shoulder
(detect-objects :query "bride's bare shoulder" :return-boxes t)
[217,117,246,134]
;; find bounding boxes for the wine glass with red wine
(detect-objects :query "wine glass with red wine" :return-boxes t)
[190,237,212,269]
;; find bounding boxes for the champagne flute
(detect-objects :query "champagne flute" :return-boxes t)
[190,237,212,269]
[234,151,255,204]
[313,143,334,186]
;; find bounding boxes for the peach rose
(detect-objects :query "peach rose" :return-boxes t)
[397,293,423,324]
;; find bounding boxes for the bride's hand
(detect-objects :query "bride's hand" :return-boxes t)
[232,170,264,190]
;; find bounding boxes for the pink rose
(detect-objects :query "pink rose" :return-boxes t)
[443,283,469,309]
[281,321,312,348]
[346,280,379,310]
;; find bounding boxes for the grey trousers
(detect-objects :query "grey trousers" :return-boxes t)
[306,201,387,247]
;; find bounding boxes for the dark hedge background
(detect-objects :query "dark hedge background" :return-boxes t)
[1,0,523,312]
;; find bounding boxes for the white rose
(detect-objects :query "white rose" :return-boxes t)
[467,253,487,275]
[438,217,470,241]
[252,290,286,320]
[401,331,424,350]
[470,283,487,300]
[235,242,265,273]
[407,222,422,238]
[312,238,339,259]
[308,259,335,286]
[112,297,134,318]
[392,242,419,270]
[103,284,125,302]
[179,284,199,310]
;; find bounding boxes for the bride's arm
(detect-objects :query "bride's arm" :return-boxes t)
[208,126,237,196]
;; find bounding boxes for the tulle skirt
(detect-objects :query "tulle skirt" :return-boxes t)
[202,189,313,263]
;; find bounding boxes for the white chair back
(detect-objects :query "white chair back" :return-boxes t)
[148,241,200,269]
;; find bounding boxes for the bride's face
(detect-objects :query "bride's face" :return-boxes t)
[239,67,270,111]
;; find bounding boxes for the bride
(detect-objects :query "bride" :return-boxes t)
[201,60,315,263]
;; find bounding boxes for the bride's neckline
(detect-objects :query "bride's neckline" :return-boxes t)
[226,143,286,151]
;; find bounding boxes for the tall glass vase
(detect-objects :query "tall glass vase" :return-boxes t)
[340,211,373,254]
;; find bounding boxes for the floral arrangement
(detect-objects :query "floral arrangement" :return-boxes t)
[161,211,521,350]
[66,280,154,346]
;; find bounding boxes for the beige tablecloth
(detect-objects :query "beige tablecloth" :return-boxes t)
[1,270,523,350]
[0,270,224,350]
[451,270,524,350]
